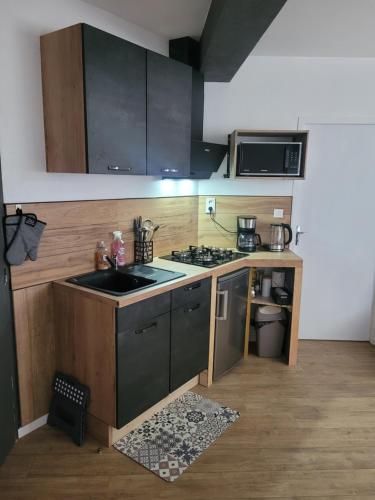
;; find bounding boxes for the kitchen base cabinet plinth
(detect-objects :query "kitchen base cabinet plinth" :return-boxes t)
[87,375,199,447]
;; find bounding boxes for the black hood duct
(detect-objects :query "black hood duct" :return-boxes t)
[169,37,227,179]
[200,0,288,82]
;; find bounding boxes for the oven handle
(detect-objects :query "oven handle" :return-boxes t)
[216,290,228,321]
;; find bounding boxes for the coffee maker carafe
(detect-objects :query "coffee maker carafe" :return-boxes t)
[237,216,262,253]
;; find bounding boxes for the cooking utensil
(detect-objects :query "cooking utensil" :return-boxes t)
[134,217,159,242]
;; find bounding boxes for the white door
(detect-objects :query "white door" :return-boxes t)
[291,123,375,340]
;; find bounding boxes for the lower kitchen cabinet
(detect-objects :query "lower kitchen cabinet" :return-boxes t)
[170,301,211,392]
[116,278,211,427]
[116,293,171,428]
[170,279,211,391]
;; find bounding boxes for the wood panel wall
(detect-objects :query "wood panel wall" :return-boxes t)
[7,194,291,426]
[197,196,292,248]
[12,283,55,425]
[7,196,198,290]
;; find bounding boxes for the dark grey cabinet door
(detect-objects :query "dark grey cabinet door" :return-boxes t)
[170,289,211,392]
[83,25,147,175]
[116,295,171,428]
[147,51,192,177]
[0,161,18,464]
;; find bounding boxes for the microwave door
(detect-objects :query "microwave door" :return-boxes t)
[239,143,286,175]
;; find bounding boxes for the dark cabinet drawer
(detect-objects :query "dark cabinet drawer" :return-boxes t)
[170,296,211,392]
[171,278,211,310]
[117,292,170,333]
[116,311,170,428]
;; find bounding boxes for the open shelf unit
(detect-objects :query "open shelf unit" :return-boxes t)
[245,266,295,364]
[228,129,309,180]
[251,294,292,312]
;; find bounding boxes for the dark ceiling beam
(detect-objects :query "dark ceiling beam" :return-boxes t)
[200,0,287,82]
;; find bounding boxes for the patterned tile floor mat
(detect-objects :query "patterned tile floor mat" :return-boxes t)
[113,391,240,482]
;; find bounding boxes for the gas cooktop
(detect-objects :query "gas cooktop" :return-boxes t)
[160,246,248,268]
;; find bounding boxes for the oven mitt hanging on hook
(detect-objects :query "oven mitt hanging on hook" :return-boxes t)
[5,214,46,266]
[4,215,24,265]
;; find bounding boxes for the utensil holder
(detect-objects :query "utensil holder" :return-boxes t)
[134,241,153,264]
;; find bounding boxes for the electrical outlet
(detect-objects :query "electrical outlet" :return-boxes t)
[205,197,216,214]
[273,208,284,218]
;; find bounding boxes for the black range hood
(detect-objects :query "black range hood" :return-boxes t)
[190,140,228,179]
[169,37,227,180]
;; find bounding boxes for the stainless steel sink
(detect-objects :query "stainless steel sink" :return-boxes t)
[66,265,186,296]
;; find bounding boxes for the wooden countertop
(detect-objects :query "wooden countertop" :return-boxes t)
[54,250,302,308]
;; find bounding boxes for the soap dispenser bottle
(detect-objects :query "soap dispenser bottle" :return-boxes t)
[95,241,111,271]
[111,231,126,267]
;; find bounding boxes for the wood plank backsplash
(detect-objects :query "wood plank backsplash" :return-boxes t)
[198,196,292,248]
[6,196,198,289]
[7,194,292,425]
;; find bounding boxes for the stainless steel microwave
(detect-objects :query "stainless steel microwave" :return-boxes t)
[236,141,302,177]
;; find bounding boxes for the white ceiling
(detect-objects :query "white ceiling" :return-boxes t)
[253,0,375,57]
[81,0,375,57]
[81,0,211,39]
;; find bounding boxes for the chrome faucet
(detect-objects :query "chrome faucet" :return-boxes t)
[105,255,118,270]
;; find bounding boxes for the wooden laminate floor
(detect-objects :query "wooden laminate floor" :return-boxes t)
[2,340,375,500]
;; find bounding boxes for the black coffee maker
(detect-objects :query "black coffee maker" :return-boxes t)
[237,216,262,252]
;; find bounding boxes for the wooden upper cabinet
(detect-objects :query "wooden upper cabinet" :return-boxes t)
[147,51,192,178]
[40,24,147,175]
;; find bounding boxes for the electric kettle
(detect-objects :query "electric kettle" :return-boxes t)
[269,223,293,252]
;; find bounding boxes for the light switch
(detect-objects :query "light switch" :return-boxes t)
[273,208,284,218]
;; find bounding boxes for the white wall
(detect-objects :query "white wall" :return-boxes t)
[202,55,375,342]
[201,55,375,196]
[370,276,375,345]
[0,0,198,203]
[253,0,375,58]
[3,0,375,207]
[291,123,375,341]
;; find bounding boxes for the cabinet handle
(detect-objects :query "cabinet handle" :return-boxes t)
[108,165,133,172]
[160,168,179,174]
[135,322,157,335]
[184,282,201,291]
[184,303,200,313]
[216,290,228,321]
[3,268,8,287]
